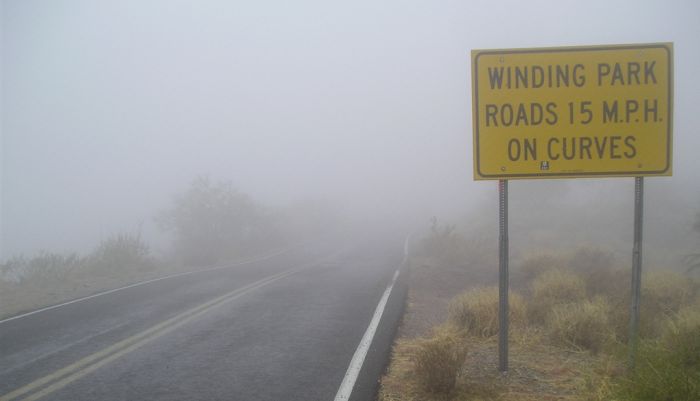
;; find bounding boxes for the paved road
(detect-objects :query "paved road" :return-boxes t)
[0,238,407,401]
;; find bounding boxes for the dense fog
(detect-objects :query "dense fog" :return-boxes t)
[2,0,699,268]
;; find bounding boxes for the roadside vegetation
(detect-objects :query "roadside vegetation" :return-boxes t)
[0,176,327,320]
[156,177,284,265]
[0,232,157,318]
[379,218,700,401]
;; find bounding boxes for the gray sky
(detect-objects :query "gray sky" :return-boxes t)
[2,0,700,258]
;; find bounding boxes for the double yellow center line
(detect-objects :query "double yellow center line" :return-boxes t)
[1,267,303,401]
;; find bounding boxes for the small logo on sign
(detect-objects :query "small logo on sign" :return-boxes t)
[540,161,550,171]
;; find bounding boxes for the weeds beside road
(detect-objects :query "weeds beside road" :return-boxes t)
[0,233,290,320]
[379,227,700,401]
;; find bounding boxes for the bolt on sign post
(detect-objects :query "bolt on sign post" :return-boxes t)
[470,43,673,372]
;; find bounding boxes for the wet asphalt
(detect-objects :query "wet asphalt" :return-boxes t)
[0,238,407,401]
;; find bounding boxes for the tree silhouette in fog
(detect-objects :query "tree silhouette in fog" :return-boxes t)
[158,177,276,265]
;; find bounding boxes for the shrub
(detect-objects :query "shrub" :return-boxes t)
[568,246,626,300]
[616,344,700,401]
[448,286,526,337]
[413,327,467,395]
[529,269,586,323]
[546,297,613,353]
[577,266,629,341]
[89,233,152,274]
[614,308,700,401]
[158,177,279,265]
[639,271,696,338]
[517,253,566,284]
[1,252,84,283]
[664,306,700,368]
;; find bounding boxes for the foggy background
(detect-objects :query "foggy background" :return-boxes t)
[2,0,699,265]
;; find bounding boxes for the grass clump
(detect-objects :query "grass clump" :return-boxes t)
[614,309,700,401]
[640,271,696,338]
[518,253,566,283]
[546,297,613,353]
[448,286,526,338]
[664,306,700,368]
[529,269,586,323]
[413,327,467,395]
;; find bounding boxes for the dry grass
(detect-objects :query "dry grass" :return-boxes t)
[0,237,288,320]
[379,339,424,401]
[413,326,468,395]
[529,269,587,324]
[379,330,607,401]
[517,253,567,284]
[613,309,700,401]
[546,297,613,354]
[381,232,700,401]
[581,267,628,299]
[639,270,696,338]
[663,304,700,367]
[0,234,159,319]
[448,286,526,338]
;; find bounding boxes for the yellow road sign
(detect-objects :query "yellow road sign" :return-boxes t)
[471,43,673,180]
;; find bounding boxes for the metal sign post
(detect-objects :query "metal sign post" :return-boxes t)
[470,43,672,375]
[628,177,644,369]
[498,180,509,372]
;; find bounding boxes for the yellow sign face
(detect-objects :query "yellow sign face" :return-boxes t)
[471,43,673,180]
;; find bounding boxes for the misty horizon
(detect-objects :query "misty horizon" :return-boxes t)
[2,0,699,261]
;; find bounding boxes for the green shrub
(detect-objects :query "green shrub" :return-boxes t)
[413,327,467,395]
[664,306,700,368]
[448,286,526,337]
[615,307,700,401]
[546,297,613,353]
[529,269,586,324]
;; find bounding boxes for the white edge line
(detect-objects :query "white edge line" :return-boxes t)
[333,235,410,401]
[333,269,399,401]
[0,247,295,325]
[402,234,411,265]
